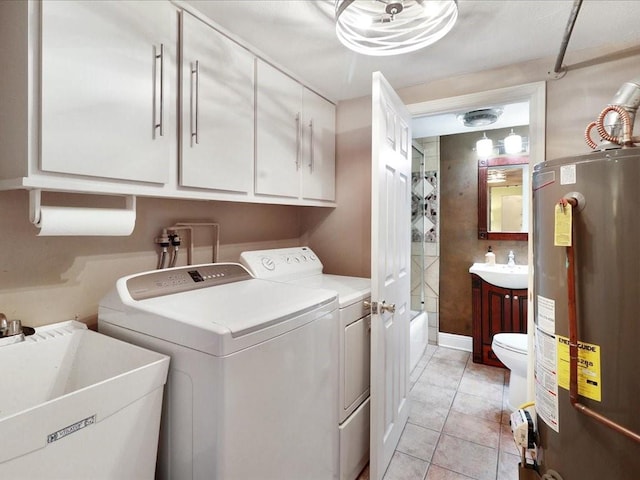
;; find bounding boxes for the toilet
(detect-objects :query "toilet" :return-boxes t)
[491,332,529,411]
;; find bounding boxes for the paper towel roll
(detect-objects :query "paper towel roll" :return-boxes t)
[36,206,136,236]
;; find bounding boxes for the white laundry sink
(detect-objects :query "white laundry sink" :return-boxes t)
[469,262,529,289]
[0,321,169,479]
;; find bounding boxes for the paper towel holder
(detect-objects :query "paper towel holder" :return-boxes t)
[29,189,136,226]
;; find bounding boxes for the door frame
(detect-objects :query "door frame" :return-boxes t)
[406,81,546,401]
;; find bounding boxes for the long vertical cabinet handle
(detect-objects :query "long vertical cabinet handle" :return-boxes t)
[191,61,200,145]
[308,119,314,172]
[155,44,165,137]
[295,113,301,170]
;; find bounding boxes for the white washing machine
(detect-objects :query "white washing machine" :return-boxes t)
[98,263,339,480]
[240,247,371,480]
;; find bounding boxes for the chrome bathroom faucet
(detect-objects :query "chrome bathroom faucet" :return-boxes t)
[507,251,516,266]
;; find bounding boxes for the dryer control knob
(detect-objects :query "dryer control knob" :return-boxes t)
[261,257,275,271]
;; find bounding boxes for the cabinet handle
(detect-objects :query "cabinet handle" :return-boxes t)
[155,44,165,137]
[309,119,314,172]
[191,61,200,146]
[513,295,518,300]
[295,113,301,170]
[505,294,510,299]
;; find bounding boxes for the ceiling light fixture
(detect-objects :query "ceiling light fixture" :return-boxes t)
[335,0,459,56]
[476,133,493,158]
[458,108,504,127]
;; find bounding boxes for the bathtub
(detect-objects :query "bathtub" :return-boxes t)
[410,310,429,372]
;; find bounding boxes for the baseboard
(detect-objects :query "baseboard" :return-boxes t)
[437,332,472,352]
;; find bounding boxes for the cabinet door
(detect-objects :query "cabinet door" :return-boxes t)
[481,282,512,345]
[180,12,254,192]
[301,88,335,201]
[40,1,174,183]
[512,288,528,333]
[255,60,302,198]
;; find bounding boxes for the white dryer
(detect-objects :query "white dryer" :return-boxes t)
[240,247,371,480]
[98,263,339,480]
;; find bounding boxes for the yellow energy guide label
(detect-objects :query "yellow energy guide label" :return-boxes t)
[556,335,601,401]
[554,202,572,247]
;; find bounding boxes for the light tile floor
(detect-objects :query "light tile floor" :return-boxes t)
[360,345,521,480]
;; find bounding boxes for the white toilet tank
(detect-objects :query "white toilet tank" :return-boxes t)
[0,321,169,479]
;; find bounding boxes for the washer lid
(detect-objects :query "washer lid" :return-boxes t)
[493,333,528,353]
[100,264,338,356]
[292,274,371,308]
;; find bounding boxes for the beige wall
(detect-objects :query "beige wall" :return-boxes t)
[439,131,528,336]
[0,190,303,328]
[307,43,640,335]
[301,94,372,278]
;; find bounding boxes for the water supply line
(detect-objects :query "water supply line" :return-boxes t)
[155,222,220,269]
[561,196,640,444]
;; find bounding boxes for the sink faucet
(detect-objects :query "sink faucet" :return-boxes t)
[0,313,25,346]
[507,251,516,266]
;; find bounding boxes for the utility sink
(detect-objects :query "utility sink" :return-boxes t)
[469,263,529,289]
[0,320,169,478]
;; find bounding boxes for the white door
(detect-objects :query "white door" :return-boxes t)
[370,72,411,480]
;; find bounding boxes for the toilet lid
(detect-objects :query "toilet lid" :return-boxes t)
[493,333,528,354]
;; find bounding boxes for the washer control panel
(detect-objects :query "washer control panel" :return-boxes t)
[126,263,252,300]
[239,247,323,280]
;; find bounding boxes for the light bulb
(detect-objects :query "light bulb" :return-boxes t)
[476,133,493,158]
[504,129,523,154]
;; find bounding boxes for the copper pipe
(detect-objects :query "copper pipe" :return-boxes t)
[596,104,633,146]
[564,197,640,443]
[584,121,598,150]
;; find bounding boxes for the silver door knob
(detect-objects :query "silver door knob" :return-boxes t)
[363,300,395,314]
[380,302,396,314]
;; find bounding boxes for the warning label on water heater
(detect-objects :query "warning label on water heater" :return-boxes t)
[535,327,559,432]
[556,336,602,402]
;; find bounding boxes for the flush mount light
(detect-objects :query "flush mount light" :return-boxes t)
[476,132,493,158]
[335,0,459,56]
[458,108,504,127]
[504,129,523,154]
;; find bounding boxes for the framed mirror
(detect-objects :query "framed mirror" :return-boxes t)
[478,155,528,241]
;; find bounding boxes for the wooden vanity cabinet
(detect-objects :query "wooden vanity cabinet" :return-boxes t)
[471,273,527,367]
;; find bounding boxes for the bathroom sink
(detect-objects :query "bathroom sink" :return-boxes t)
[469,263,529,289]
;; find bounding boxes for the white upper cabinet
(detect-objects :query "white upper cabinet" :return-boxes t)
[180,12,254,193]
[255,59,303,198]
[0,1,334,206]
[40,0,175,184]
[256,60,335,202]
[301,88,336,202]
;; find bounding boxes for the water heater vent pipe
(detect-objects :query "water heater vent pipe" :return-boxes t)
[585,77,640,149]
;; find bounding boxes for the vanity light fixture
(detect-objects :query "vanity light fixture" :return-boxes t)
[504,129,523,154]
[335,0,459,56]
[476,133,494,159]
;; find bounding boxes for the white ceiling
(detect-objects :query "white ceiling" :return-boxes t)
[183,0,640,102]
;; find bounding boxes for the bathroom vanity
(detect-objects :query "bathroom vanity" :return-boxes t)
[470,271,527,367]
